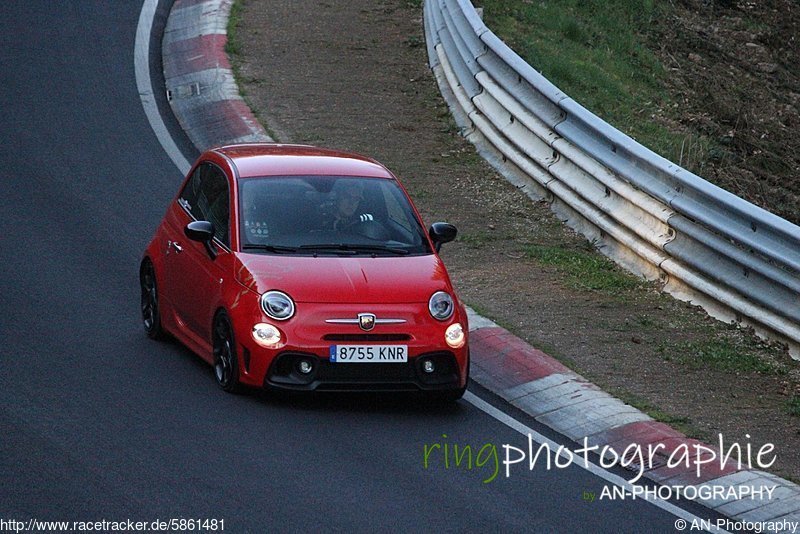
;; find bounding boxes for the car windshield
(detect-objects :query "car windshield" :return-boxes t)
[238,176,432,256]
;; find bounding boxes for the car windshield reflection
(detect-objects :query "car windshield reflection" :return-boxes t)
[238,176,432,256]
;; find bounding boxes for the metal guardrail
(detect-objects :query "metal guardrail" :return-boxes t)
[424,0,800,358]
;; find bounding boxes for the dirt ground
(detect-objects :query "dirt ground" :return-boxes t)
[645,0,800,226]
[229,0,800,481]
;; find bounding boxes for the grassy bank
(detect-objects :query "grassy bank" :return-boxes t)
[476,0,800,225]
[477,0,706,169]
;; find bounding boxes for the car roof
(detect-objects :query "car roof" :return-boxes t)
[213,143,395,180]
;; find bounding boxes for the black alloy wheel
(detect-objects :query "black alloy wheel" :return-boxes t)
[213,312,241,393]
[140,259,164,340]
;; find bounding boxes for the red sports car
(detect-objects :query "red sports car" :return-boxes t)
[140,144,469,399]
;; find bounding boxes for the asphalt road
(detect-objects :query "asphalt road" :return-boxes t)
[0,2,692,531]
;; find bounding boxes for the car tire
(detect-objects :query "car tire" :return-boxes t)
[213,312,241,393]
[140,259,164,340]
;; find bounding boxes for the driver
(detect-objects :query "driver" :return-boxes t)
[329,182,373,231]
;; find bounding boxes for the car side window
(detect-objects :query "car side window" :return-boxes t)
[178,162,230,247]
[179,167,203,220]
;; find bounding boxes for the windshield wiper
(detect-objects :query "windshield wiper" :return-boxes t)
[298,243,410,255]
[345,244,410,255]
[242,244,298,254]
[296,244,358,255]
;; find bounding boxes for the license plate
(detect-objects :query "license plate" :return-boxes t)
[329,345,408,363]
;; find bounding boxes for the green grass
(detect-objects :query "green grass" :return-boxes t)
[524,244,644,292]
[478,0,715,174]
[405,35,424,49]
[458,231,493,249]
[787,395,800,417]
[636,315,656,328]
[459,229,517,249]
[225,0,244,57]
[665,339,784,374]
[611,389,703,439]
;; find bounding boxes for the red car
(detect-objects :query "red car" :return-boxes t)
[140,144,469,400]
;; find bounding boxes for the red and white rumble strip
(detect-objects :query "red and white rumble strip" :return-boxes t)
[162,0,270,150]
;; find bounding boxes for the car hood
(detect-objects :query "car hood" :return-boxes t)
[235,253,451,304]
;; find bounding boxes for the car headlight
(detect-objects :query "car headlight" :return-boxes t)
[429,291,454,321]
[445,323,465,349]
[252,323,283,348]
[261,291,295,321]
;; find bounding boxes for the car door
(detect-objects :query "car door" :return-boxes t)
[164,161,233,351]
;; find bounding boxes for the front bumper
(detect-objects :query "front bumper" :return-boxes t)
[230,299,469,392]
[264,350,462,392]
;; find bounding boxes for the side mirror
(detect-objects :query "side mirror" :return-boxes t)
[185,220,217,259]
[429,222,457,253]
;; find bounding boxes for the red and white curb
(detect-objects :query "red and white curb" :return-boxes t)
[159,0,800,529]
[162,0,270,150]
[466,308,800,528]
